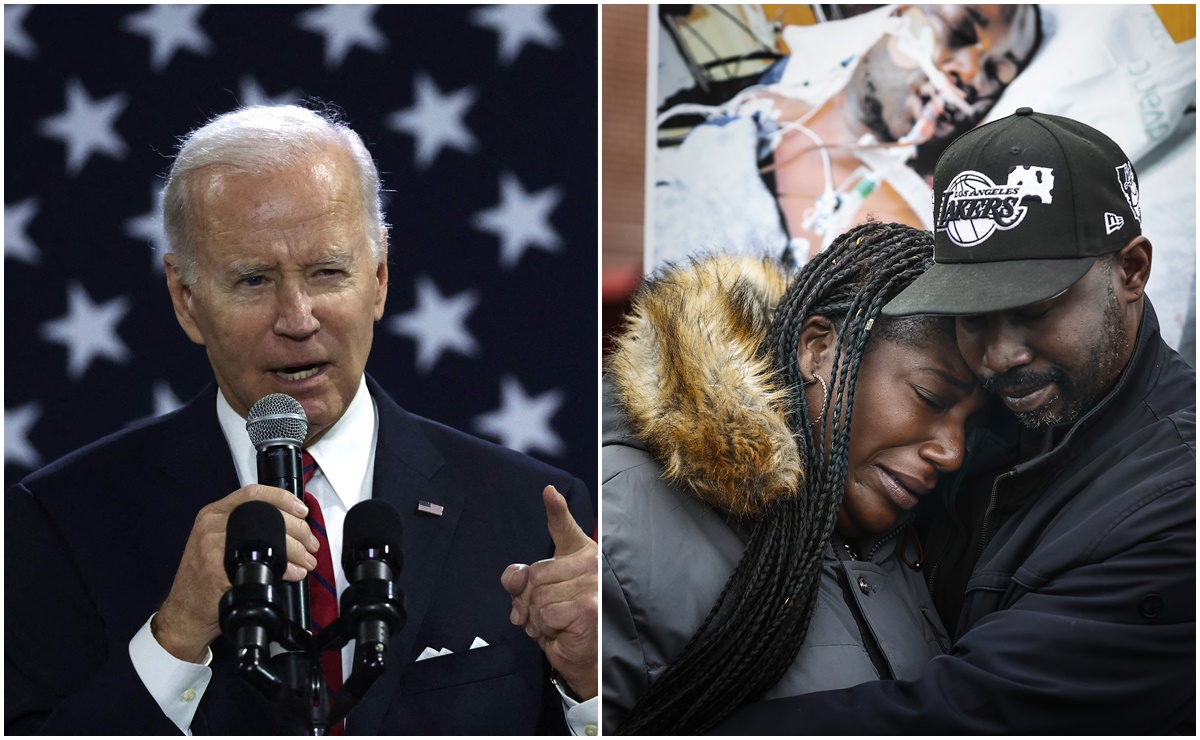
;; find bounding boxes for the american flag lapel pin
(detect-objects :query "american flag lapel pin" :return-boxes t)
[417,500,444,516]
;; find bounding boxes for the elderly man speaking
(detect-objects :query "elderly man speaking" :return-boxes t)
[6,105,597,735]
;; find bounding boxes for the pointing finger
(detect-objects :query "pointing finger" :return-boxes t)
[543,485,590,557]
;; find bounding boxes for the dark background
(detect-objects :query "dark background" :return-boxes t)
[5,5,598,507]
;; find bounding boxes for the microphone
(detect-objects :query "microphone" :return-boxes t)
[219,500,287,697]
[246,393,310,639]
[339,500,407,690]
[246,393,308,494]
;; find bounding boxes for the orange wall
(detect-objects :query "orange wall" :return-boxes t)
[1153,3,1196,41]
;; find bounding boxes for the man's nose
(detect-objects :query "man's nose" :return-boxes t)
[939,44,982,83]
[979,319,1033,376]
[273,282,319,338]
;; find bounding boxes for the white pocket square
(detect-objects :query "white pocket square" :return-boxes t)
[415,637,489,661]
[416,646,453,662]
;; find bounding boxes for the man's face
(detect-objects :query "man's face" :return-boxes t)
[165,147,388,443]
[845,5,1039,145]
[954,259,1133,429]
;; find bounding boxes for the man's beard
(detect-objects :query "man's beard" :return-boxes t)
[910,115,976,176]
[909,103,982,177]
[857,80,892,143]
[982,285,1128,429]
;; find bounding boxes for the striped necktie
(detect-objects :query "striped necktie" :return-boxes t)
[302,452,344,734]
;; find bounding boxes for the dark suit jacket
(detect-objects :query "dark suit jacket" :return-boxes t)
[6,377,593,735]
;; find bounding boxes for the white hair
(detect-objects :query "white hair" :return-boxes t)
[162,105,387,285]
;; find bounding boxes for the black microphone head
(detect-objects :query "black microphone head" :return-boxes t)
[342,499,404,573]
[246,393,307,450]
[224,500,287,578]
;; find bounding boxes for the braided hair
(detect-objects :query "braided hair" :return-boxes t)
[616,222,934,735]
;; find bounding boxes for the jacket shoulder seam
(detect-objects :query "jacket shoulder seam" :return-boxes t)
[1080,477,1195,561]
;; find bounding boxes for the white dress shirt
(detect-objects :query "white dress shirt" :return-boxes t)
[128,377,596,734]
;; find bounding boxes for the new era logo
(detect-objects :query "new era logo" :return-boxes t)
[1105,212,1124,235]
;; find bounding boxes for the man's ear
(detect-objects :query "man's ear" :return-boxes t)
[373,230,389,321]
[163,253,205,346]
[1115,235,1151,304]
[796,314,838,382]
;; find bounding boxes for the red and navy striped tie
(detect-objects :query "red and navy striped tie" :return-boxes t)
[302,452,344,734]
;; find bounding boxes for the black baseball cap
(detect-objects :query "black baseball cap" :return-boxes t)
[883,107,1143,316]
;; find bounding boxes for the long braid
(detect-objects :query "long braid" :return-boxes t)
[617,222,933,735]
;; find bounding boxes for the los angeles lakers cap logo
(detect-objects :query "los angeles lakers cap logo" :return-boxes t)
[936,166,1055,247]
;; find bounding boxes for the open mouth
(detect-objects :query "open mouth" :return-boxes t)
[908,87,971,143]
[927,94,969,131]
[275,364,322,381]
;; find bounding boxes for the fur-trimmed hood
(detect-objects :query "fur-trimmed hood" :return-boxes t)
[607,255,804,517]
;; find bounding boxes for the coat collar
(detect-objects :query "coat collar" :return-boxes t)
[606,254,802,517]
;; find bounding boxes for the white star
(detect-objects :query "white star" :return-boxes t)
[38,79,128,177]
[40,282,132,380]
[121,5,212,72]
[239,76,303,108]
[151,380,184,417]
[387,275,480,373]
[471,5,560,65]
[6,197,41,265]
[296,5,387,69]
[6,400,42,470]
[474,376,565,457]
[472,172,563,269]
[5,5,37,59]
[124,185,169,273]
[385,72,478,170]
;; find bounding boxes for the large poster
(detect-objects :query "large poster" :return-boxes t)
[649,5,1195,362]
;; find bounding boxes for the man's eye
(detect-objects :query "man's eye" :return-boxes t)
[1018,307,1051,321]
[243,275,265,287]
[949,24,978,47]
[984,57,1018,86]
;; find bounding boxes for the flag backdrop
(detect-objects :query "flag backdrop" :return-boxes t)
[4,5,599,507]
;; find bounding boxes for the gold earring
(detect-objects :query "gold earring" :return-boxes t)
[810,372,828,428]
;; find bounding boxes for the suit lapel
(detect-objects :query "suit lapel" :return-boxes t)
[154,383,242,510]
[353,377,468,734]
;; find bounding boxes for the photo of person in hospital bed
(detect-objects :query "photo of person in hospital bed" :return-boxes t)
[652,4,1194,363]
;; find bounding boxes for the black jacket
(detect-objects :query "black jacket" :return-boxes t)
[6,377,591,735]
[709,299,1196,734]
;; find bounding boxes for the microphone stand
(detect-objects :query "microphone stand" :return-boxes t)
[221,449,407,734]
[253,443,332,732]
[221,597,393,734]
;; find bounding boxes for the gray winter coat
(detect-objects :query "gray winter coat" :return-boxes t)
[600,256,951,732]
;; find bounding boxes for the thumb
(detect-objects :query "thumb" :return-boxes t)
[543,485,589,556]
[500,562,529,597]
